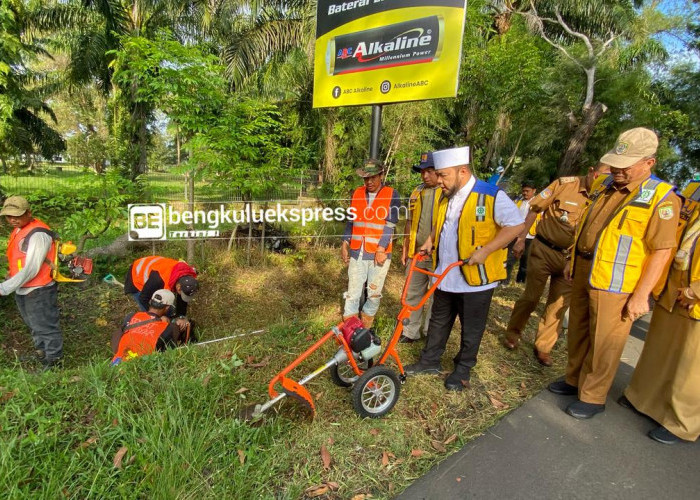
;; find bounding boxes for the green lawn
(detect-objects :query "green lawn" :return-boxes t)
[0,246,565,499]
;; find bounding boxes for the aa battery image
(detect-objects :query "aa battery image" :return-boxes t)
[326,15,444,76]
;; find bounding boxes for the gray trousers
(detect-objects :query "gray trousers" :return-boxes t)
[15,283,63,362]
[402,258,433,340]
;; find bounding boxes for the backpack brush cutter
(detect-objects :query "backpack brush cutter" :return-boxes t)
[245,254,465,420]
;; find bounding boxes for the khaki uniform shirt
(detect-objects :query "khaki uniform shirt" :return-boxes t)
[576,177,681,255]
[529,176,589,249]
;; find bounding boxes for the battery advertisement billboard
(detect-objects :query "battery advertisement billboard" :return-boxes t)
[313,0,468,108]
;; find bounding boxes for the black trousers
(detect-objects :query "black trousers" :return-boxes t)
[506,238,533,283]
[15,283,62,362]
[420,287,495,375]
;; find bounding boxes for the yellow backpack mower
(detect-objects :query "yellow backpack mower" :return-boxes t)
[50,240,93,282]
[18,229,94,282]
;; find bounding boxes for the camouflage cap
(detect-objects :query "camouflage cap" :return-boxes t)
[356,160,385,178]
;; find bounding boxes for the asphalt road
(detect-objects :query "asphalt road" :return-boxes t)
[398,315,700,500]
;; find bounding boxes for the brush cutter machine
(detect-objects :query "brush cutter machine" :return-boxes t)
[249,254,464,419]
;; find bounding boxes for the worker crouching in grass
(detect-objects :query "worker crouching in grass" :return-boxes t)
[112,289,190,365]
[0,196,63,371]
[124,255,199,341]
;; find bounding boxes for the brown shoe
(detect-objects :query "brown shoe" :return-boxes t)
[502,333,520,350]
[361,314,375,329]
[534,347,553,367]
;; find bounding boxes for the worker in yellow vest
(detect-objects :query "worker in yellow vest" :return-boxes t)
[619,180,700,444]
[0,196,63,370]
[399,152,440,343]
[404,146,524,390]
[549,128,681,419]
[341,159,401,328]
[506,180,538,283]
[503,163,610,366]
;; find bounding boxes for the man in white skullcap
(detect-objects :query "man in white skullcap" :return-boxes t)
[404,146,525,390]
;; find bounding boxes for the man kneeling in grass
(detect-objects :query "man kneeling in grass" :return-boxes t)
[111,289,189,365]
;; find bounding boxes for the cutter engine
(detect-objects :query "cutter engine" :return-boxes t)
[340,317,382,362]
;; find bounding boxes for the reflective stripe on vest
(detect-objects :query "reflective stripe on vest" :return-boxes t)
[6,219,56,288]
[687,209,700,320]
[131,256,178,291]
[349,185,395,254]
[578,175,676,294]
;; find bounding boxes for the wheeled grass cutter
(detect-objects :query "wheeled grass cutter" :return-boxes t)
[249,255,465,419]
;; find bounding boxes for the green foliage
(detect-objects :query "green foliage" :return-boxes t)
[188,99,299,200]
[62,171,133,242]
[0,0,65,162]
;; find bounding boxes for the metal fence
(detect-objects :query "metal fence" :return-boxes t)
[0,164,321,203]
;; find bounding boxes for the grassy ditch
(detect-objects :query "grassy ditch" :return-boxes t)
[0,247,565,498]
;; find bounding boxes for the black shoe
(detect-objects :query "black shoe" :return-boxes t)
[444,369,470,391]
[548,380,578,395]
[565,400,605,419]
[617,395,634,409]
[398,335,417,344]
[41,358,63,372]
[648,426,681,445]
[404,362,441,376]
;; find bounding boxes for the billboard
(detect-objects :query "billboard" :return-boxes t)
[313,0,468,108]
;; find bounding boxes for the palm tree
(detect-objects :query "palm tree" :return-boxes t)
[35,0,195,179]
[0,0,65,173]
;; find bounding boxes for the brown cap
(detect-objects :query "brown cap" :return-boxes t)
[0,196,30,217]
[599,128,658,169]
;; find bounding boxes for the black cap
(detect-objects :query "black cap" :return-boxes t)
[177,276,198,302]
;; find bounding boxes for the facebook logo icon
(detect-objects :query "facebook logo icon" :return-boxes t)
[128,204,166,240]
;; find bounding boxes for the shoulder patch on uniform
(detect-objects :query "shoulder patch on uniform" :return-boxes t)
[539,188,552,200]
[658,204,675,220]
[560,177,577,184]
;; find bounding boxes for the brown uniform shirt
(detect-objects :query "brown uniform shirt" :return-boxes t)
[528,176,589,249]
[576,176,681,255]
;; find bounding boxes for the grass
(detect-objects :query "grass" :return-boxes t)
[0,245,566,499]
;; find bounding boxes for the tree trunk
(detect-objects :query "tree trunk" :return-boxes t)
[556,102,607,177]
[322,112,338,182]
[187,171,195,263]
[246,200,253,266]
[260,203,266,259]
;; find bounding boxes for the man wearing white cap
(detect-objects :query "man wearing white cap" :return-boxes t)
[548,127,681,419]
[404,146,525,390]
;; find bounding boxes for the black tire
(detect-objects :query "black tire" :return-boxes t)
[329,359,372,388]
[351,365,401,418]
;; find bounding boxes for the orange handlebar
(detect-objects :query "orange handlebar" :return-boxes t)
[400,258,464,312]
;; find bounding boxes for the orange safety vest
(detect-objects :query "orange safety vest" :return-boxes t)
[6,218,56,288]
[130,256,179,291]
[111,312,170,364]
[349,185,395,254]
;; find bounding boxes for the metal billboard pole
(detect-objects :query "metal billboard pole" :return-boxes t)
[369,104,383,160]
